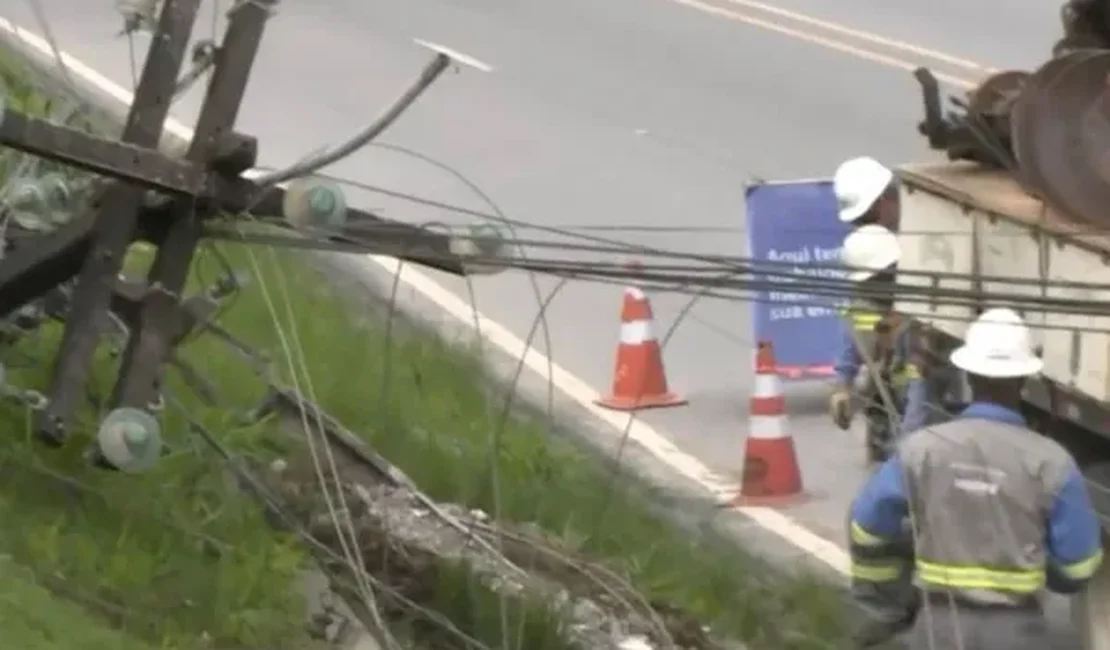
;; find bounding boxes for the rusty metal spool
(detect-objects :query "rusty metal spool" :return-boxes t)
[1079,65,1110,188]
[1010,49,1110,228]
[1010,51,1101,207]
[966,70,1029,117]
[964,70,1029,166]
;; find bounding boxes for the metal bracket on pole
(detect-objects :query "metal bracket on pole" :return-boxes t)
[37,0,204,445]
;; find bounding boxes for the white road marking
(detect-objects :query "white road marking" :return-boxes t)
[711,0,993,73]
[0,16,851,577]
[671,0,977,89]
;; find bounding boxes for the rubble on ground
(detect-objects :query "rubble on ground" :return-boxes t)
[253,432,745,650]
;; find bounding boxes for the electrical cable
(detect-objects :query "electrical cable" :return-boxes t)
[184,7,408,647]
[232,206,403,650]
[220,201,1110,298]
[204,224,1110,324]
[362,140,577,648]
[251,58,451,187]
[10,2,1110,647]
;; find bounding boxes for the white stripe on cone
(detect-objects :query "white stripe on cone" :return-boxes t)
[752,373,781,399]
[625,287,646,300]
[748,414,788,439]
[620,320,652,344]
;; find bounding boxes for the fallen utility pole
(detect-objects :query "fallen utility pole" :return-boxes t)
[0,0,501,468]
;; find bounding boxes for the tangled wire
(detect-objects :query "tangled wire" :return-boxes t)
[4,2,1110,650]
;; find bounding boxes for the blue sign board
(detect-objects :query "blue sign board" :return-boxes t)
[745,180,852,380]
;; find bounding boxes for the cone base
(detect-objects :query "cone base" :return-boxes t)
[594,392,687,411]
[735,437,805,504]
[728,490,812,508]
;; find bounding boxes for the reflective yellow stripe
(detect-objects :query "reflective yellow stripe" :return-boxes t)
[890,366,920,391]
[851,560,902,582]
[917,561,1044,593]
[850,521,887,547]
[853,313,882,329]
[1060,549,1104,581]
[838,306,882,326]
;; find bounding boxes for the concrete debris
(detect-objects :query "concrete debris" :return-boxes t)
[619,635,655,650]
[258,445,744,650]
[257,399,744,650]
[342,482,643,650]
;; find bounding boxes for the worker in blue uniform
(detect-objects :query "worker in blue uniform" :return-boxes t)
[831,225,930,462]
[830,158,915,460]
[848,307,1104,650]
[831,157,964,456]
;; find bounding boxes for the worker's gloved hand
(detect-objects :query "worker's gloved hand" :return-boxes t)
[829,384,853,430]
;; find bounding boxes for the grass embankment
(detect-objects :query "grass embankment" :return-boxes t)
[0,561,159,650]
[0,50,856,650]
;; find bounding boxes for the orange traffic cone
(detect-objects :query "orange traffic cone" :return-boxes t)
[731,341,809,507]
[595,283,686,411]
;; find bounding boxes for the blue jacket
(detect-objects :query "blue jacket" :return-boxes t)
[849,402,1103,597]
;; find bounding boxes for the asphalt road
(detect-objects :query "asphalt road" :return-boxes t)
[0,0,1081,641]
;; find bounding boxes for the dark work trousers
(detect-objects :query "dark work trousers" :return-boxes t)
[861,374,902,464]
[852,529,920,648]
[854,318,904,464]
[853,573,920,647]
[908,596,1052,650]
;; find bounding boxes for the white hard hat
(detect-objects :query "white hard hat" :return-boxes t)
[833,157,895,223]
[949,308,1043,378]
[842,224,901,282]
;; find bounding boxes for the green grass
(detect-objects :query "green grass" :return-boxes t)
[0,559,158,650]
[0,324,312,649]
[0,46,859,650]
